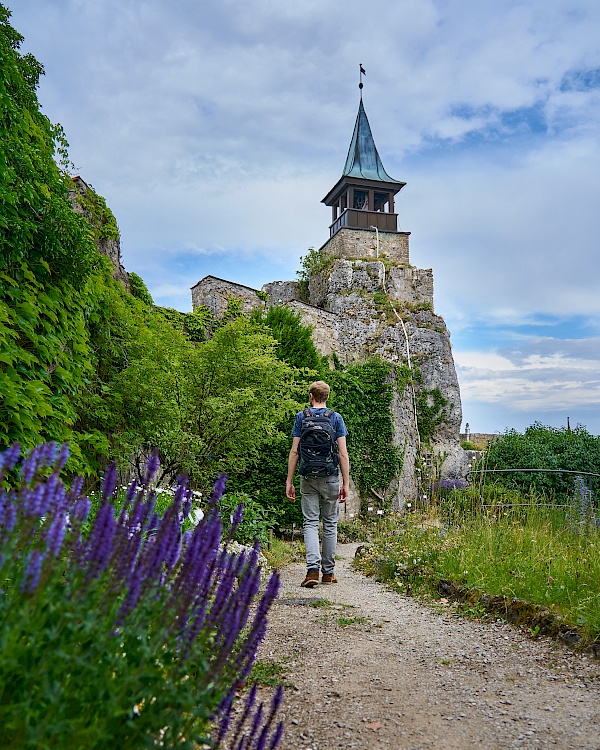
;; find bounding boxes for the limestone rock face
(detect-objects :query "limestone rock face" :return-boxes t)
[69,176,129,291]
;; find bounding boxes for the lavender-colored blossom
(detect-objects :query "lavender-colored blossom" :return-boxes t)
[267,722,284,750]
[0,442,20,476]
[85,501,116,579]
[144,450,160,484]
[214,693,234,748]
[21,444,44,485]
[438,477,468,490]
[54,443,69,472]
[21,549,45,594]
[228,682,258,750]
[3,498,16,533]
[209,474,227,506]
[254,686,284,750]
[101,462,117,500]
[45,511,67,557]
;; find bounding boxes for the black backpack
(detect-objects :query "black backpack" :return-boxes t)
[298,408,339,477]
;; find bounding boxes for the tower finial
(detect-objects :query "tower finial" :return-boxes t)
[359,64,366,97]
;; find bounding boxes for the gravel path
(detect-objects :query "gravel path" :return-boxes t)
[258,543,600,750]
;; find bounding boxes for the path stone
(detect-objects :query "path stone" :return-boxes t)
[258,543,600,750]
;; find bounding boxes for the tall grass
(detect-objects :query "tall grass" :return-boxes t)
[355,482,600,641]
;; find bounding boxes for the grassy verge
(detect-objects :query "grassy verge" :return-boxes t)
[263,538,305,570]
[353,487,600,643]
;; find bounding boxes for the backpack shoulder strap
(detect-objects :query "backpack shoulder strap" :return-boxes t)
[303,408,312,418]
[324,409,334,418]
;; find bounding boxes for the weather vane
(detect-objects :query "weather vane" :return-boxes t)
[359,64,366,97]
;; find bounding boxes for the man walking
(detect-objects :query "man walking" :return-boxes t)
[286,380,350,588]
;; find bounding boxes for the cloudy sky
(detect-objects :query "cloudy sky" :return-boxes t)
[9,0,600,435]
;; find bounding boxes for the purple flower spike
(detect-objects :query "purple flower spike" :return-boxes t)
[209,474,227,505]
[72,496,91,524]
[267,722,284,750]
[1,442,21,473]
[145,450,160,484]
[21,549,45,594]
[47,517,66,557]
[54,443,70,472]
[21,445,43,485]
[101,462,118,500]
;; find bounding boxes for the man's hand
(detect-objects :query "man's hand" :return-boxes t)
[286,481,296,501]
[338,484,349,502]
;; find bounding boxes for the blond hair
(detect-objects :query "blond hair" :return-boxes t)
[308,380,330,403]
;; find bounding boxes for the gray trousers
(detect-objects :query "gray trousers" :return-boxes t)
[300,474,340,575]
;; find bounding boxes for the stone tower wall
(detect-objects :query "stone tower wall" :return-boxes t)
[318,227,410,264]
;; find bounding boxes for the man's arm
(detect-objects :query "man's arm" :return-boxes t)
[286,436,300,500]
[337,436,350,502]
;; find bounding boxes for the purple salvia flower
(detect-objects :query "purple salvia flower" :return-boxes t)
[23,482,44,517]
[85,501,117,579]
[101,462,117,500]
[144,450,160,485]
[40,473,59,517]
[21,549,45,594]
[42,441,57,468]
[54,443,69,472]
[229,682,258,750]
[1,442,21,473]
[213,693,234,749]
[65,475,84,504]
[3,498,16,533]
[117,565,142,623]
[209,474,227,507]
[21,444,43,485]
[246,704,264,750]
[71,496,91,525]
[125,479,139,505]
[46,511,67,557]
[253,687,284,750]
[182,491,192,519]
[267,722,284,750]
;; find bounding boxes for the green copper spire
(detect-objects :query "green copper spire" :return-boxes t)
[342,99,401,184]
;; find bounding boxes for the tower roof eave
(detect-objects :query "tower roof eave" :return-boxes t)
[321,174,406,206]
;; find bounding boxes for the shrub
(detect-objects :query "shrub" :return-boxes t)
[483,422,600,499]
[0,442,283,749]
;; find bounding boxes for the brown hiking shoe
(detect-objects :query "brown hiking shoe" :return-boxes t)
[321,573,338,584]
[300,571,319,588]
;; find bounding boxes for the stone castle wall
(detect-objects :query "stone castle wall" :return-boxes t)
[191,276,264,318]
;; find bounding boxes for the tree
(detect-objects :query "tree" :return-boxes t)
[111,315,299,488]
[484,422,600,499]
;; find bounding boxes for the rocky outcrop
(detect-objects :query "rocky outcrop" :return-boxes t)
[69,176,129,291]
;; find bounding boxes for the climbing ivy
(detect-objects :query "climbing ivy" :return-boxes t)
[75,184,119,241]
[328,358,404,499]
[415,386,449,446]
[127,272,154,306]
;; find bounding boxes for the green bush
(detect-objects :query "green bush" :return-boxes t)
[483,422,600,499]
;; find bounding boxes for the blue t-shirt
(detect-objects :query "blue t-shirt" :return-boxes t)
[291,408,348,440]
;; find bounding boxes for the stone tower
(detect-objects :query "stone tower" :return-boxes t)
[320,98,410,265]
